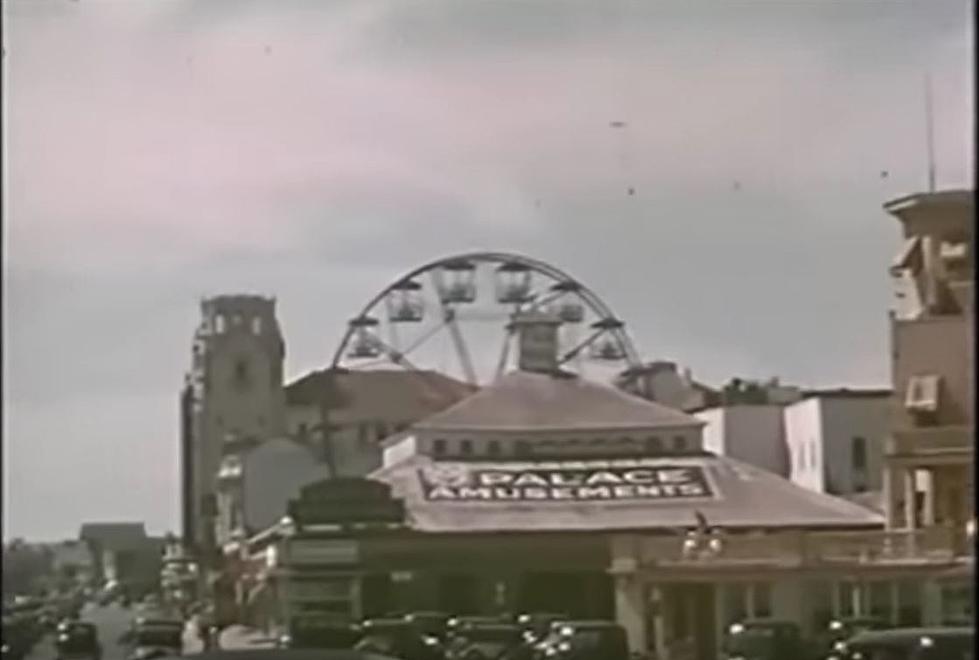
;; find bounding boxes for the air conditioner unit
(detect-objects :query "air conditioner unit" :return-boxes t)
[905,374,940,414]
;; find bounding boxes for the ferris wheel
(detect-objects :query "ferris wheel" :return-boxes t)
[330,252,644,391]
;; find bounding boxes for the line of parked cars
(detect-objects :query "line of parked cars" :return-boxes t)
[276,611,629,660]
[722,617,974,660]
[2,593,87,660]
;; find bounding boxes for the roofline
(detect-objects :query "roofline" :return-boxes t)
[883,189,974,215]
[800,388,893,399]
[411,421,706,433]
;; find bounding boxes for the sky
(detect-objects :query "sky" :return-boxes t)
[2,0,973,542]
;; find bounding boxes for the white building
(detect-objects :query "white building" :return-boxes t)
[784,390,891,497]
[215,437,331,545]
[695,405,789,477]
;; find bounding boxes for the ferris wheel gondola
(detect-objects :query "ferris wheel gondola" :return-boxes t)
[331,252,644,390]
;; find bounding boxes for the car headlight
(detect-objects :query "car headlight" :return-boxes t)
[833,640,847,651]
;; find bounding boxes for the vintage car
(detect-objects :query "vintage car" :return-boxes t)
[829,626,974,660]
[537,620,629,660]
[722,619,819,660]
[55,621,103,660]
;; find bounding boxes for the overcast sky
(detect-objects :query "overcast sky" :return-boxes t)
[2,0,973,542]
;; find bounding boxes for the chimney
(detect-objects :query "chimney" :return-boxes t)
[510,311,562,374]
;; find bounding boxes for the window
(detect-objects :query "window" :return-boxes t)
[852,436,868,492]
[751,582,772,618]
[672,436,686,452]
[460,439,473,456]
[432,439,447,457]
[251,317,263,335]
[515,440,531,457]
[487,440,501,457]
[851,436,867,470]
[645,436,662,454]
[215,314,226,333]
[232,358,251,391]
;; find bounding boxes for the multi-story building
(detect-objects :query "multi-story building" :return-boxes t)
[881,190,974,536]
[184,295,287,550]
[784,390,891,498]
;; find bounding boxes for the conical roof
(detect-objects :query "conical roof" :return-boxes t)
[413,370,702,433]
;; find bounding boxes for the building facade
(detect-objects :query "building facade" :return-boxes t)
[784,391,890,497]
[881,190,974,536]
[184,295,287,550]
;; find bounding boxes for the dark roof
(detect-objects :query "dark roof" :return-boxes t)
[285,369,475,421]
[371,454,882,533]
[413,370,703,433]
[801,388,892,399]
[78,523,148,551]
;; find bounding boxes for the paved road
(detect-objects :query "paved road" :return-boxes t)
[26,603,137,660]
[25,604,271,660]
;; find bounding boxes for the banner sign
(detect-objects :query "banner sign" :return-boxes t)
[418,464,713,502]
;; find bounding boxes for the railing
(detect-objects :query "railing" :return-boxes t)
[633,528,963,569]
[887,425,973,456]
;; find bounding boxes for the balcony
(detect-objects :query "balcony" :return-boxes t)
[886,426,973,459]
[628,528,964,572]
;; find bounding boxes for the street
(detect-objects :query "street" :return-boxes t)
[26,603,137,660]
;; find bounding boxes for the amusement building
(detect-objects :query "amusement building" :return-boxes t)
[165,189,975,660]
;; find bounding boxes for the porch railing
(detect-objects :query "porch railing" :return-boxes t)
[635,527,963,568]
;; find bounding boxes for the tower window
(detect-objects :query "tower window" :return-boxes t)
[215,315,226,334]
[251,317,263,335]
[232,358,251,391]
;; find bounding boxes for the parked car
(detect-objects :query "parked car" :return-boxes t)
[536,621,628,660]
[278,616,362,650]
[819,616,888,657]
[444,623,528,660]
[55,621,103,660]
[829,626,974,660]
[355,618,443,660]
[722,620,818,660]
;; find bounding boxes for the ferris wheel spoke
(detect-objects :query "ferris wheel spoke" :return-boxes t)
[559,329,604,365]
[495,325,516,380]
[400,318,448,357]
